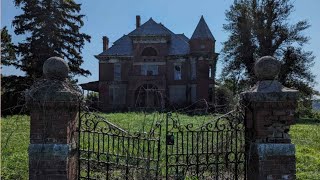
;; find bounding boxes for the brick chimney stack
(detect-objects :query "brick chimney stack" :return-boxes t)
[136,15,141,28]
[102,36,109,51]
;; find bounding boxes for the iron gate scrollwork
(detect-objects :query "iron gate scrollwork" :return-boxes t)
[165,111,246,180]
[78,108,162,180]
[78,106,246,179]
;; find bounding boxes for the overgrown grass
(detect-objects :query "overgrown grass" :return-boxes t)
[1,115,29,180]
[290,118,320,180]
[98,112,213,133]
[1,113,319,179]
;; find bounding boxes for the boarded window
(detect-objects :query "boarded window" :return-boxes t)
[174,64,182,80]
[114,63,121,81]
[141,64,158,76]
[141,47,157,56]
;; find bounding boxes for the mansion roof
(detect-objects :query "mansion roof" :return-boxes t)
[98,16,214,57]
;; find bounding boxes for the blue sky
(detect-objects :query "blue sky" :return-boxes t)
[2,0,320,92]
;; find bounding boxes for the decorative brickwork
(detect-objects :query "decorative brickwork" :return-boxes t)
[241,56,298,180]
[26,57,81,180]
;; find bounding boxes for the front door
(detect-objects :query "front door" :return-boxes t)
[135,84,161,108]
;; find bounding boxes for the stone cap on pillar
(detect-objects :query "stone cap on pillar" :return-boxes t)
[25,57,81,103]
[241,56,298,102]
[43,56,69,81]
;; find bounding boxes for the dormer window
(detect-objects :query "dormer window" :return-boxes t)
[141,47,157,56]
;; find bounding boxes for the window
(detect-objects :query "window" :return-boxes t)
[114,63,121,81]
[141,47,157,56]
[208,87,213,102]
[109,87,114,103]
[109,85,126,105]
[209,65,212,79]
[174,64,182,80]
[190,85,197,103]
[141,64,158,76]
[191,61,196,80]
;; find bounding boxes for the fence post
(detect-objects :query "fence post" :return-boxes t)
[25,57,81,180]
[241,56,298,180]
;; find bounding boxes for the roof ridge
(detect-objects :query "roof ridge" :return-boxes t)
[176,34,189,43]
[128,17,171,36]
[99,17,191,57]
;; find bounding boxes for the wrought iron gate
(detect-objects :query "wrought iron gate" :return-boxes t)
[78,108,246,179]
[78,109,162,179]
[165,111,246,179]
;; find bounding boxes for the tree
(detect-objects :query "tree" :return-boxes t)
[222,0,316,97]
[1,0,91,115]
[279,46,315,97]
[222,0,256,88]
[1,27,16,66]
[13,0,91,79]
[1,27,23,115]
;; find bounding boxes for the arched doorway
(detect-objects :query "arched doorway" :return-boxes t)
[134,84,162,108]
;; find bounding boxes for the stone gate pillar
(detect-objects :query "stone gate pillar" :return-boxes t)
[25,57,81,180]
[241,56,298,180]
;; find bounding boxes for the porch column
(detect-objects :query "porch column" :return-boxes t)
[241,56,298,180]
[26,57,81,180]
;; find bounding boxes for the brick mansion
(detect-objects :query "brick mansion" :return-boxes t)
[80,15,218,111]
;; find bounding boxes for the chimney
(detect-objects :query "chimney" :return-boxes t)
[102,36,109,51]
[136,15,141,28]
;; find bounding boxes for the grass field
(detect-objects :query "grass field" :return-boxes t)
[290,118,320,180]
[1,113,319,180]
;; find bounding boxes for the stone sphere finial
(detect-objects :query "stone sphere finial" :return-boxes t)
[254,56,281,80]
[43,57,69,80]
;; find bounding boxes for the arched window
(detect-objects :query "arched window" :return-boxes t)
[141,47,158,56]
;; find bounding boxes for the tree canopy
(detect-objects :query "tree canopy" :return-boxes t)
[1,0,91,115]
[12,0,91,79]
[1,27,16,66]
[222,0,316,97]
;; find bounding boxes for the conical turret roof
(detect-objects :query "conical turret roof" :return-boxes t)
[191,16,215,40]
